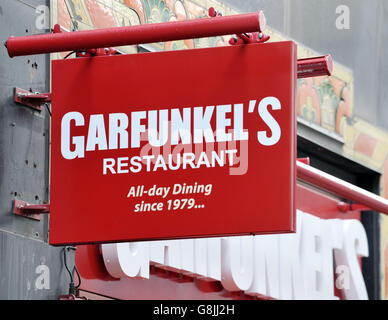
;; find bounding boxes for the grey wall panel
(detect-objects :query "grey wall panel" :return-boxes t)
[0,231,73,300]
[0,0,72,299]
[288,0,381,128]
[0,0,49,240]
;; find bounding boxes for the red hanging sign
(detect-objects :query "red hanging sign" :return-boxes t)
[49,41,297,245]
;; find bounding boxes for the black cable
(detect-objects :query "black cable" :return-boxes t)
[73,264,82,289]
[63,246,80,295]
[63,51,76,59]
[44,103,51,116]
[63,247,74,283]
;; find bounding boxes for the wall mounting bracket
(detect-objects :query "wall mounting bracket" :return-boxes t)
[13,200,50,221]
[14,87,51,111]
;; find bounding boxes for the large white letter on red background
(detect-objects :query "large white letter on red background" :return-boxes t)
[221,236,254,291]
[102,242,149,279]
[101,211,369,300]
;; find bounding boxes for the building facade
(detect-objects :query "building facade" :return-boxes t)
[0,0,387,299]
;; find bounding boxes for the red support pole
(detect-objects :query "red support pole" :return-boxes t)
[5,12,265,57]
[297,55,333,78]
[297,161,388,215]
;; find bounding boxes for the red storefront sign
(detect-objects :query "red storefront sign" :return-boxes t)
[49,41,297,245]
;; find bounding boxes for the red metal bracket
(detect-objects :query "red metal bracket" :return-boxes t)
[13,200,49,221]
[14,87,51,111]
[229,32,270,45]
[208,7,221,18]
[297,157,310,165]
[208,7,270,45]
[52,24,70,34]
[337,201,372,213]
[76,47,118,57]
